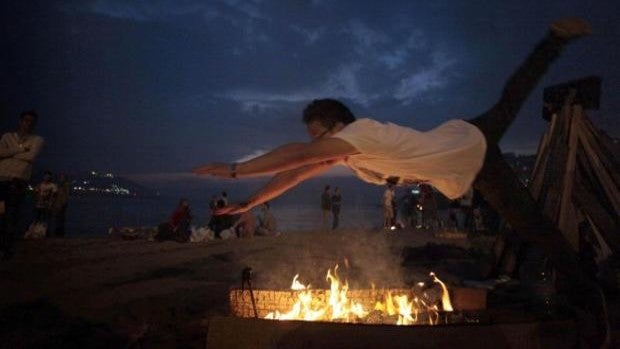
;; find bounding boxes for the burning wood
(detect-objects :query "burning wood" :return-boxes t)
[230,266,484,326]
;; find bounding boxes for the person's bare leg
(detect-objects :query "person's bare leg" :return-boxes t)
[468,18,591,144]
[469,18,592,285]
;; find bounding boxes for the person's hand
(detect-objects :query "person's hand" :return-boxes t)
[214,202,250,215]
[18,144,30,152]
[192,163,232,178]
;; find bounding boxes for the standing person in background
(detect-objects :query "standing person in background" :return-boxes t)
[382,183,395,229]
[448,199,461,231]
[321,185,331,231]
[420,184,439,230]
[52,173,70,237]
[0,110,44,259]
[331,187,342,230]
[459,188,474,233]
[33,171,58,235]
[391,183,398,227]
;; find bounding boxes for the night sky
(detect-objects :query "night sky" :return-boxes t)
[2,1,619,186]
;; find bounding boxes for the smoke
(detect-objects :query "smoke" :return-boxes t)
[244,230,417,290]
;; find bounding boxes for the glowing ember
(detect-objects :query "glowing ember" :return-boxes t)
[265,266,453,326]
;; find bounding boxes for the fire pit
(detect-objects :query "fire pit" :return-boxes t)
[206,266,577,348]
[229,266,483,326]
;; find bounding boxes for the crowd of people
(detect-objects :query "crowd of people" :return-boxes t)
[382,183,498,234]
[153,181,498,242]
[156,191,280,243]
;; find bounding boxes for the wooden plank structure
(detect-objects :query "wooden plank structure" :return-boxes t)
[530,76,620,256]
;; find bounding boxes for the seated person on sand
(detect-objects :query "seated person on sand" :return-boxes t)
[207,194,235,238]
[231,210,256,238]
[192,18,590,279]
[33,170,58,228]
[157,198,192,242]
[256,202,279,236]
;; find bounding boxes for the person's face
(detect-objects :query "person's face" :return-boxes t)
[44,174,51,182]
[306,120,331,141]
[306,119,346,142]
[19,115,36,134]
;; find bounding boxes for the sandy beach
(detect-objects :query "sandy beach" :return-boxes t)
[0,228,473,348]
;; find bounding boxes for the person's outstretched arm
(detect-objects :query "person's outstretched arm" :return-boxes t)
[215,160,339,215]
[192,137,358,178]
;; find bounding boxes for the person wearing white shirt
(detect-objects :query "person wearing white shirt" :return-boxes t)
[0,110,44,259]
[193,19,591,279]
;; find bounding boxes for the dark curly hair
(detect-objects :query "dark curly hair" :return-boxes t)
[302,99,356,129]
[20,110,38,121]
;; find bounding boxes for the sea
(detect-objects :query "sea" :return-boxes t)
[46,196,385,236]
[20,177,404,236]
[19,175,457,236]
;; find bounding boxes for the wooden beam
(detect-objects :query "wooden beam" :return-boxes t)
[542,76,601,120]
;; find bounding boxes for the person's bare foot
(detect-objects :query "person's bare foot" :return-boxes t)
[550,17,592,39]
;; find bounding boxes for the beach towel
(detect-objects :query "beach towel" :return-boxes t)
[190,226,214,242]
[219,229,235,240]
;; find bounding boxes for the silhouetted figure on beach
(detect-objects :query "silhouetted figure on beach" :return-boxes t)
[0,110,44,259]
[320,185,331,230]
[382,184,394,229]
[33,170,58,236]
[419,184,439,230]
[331,187,342,230]
[207,192,235,238]
[157,198,192,242]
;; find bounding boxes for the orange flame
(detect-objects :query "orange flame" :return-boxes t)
[265,266,452,326]
[430,272,453,312]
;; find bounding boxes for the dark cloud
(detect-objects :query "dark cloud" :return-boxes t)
[1,0,618,179]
